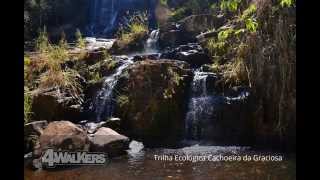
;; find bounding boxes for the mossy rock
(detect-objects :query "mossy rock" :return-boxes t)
[114,60,192,145]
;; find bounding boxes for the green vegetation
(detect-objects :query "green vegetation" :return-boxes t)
[24,87,33,124]
[75,29,85,48]
[220,0,242,12]
[280,0,294,7]
[159,0,168,6]
[163,67,183,99]
[204,0,296,142]
[117,95,130,108]
[118,22,148,44]
[169,7,189,21]
[35,26,50,53]
[167,0,217,21]
[25,28,83,99]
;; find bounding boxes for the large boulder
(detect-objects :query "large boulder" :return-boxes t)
[114,60,192,145]
[109,31,148,54]
[159,23,194,48]
[89,127,129,157]
[159,14,226,48]
[31,88,84,122]
[38,121,89,155]
[161,43,211,68]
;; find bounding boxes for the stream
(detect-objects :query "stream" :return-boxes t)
[25,30,296,180]
[25,141,296,180]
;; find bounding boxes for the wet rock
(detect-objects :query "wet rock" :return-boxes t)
[103,118,121,131]
[110,32,148,54]
[84,122,106,134]
[39,121,90,153]
[159,23,194,48]
[115,60,192,144]
[24,120,48,136]
[89,127,129,157]
[31,88,84,122]
[161,43,211,68]
[132,53,161,62]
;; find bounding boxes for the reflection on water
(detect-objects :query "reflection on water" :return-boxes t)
[25,141,296,180]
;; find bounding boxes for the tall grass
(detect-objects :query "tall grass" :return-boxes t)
[24,87,33,124]
[26,28,83,99]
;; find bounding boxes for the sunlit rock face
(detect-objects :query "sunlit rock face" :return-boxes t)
[88,0,157,37]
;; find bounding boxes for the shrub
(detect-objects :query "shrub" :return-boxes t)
[35,26,50,53]
[220,0,242,12]
[75,28,85,48]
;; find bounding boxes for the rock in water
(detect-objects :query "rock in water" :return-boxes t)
[161,43,211,68]
[24,120,48,154]
[104,117,121,131]
[24,120,48,136]
[38,121,89,154]
[89,127,129,157]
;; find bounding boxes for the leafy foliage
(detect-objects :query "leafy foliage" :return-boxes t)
[245,17,258,33]
[220,0,242,12]
[241,4,257,20]
[280,0,294,7]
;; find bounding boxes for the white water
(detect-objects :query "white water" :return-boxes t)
[144,29,159,54]
[92,57,133,121]
[90,29,161,122]
[84,37,116,51]
[185,70,223,140]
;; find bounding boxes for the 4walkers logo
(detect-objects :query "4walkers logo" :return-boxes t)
[41,149,108,168]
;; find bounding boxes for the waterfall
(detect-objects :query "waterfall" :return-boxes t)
[144,29,160,54]
[88,0,119,36]
[185,70,224,140]
[87,0,158,37]
[91,57,133,122]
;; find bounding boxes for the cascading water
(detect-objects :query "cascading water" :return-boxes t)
[89,30,160,122]
[185,70,225,140]
[91,57,133,122]
[87,0,158,36]
[144,29,159,54]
